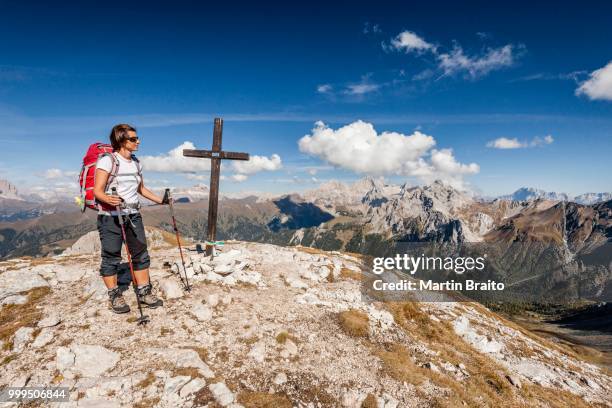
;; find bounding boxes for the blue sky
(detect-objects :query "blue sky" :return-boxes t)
[1,1,611,198]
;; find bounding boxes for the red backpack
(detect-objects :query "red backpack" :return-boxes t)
[78,143,143,212]
[78,143,120,212]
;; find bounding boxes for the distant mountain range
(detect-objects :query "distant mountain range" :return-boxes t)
[498,187,612,204]
[1,176,610,303]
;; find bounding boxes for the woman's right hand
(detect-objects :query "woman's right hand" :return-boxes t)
[104,195,122,207]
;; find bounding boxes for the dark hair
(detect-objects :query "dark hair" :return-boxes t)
[109,124,137,151]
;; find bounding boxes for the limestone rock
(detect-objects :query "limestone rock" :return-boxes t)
[273,372,287,385]
[32,328,55,348]
[12,327,35,352]
[56,266,88,282]
[192,303,213,322]
[61,231,101,256]
[164,375,191,395]
[149,348,214,378]
[423,362,440,372]
[209,382,235,406]
[507,374,522,389]
[1,269,48,299]
[206,293,220,307]
[160,279,184,299]
[72,344,120,377]
[38,313,61,328]
[248,342,266,363]
[77,398,120,408]
[56,346,76,372]
[453,316,503,354]
[179,378,206,398]
[1,294,27,305]
[282,340,298,358]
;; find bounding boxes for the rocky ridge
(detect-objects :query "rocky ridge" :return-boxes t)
[0,179,20,201]
[0,231,610,407]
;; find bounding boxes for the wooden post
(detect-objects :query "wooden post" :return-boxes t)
[207,118,223,255]
[182,117,250,256]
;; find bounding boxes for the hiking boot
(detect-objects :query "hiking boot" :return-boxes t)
[108,287,130,314]
[136,284,163,308]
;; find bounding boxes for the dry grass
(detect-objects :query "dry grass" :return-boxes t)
[280,373,340,406]
[157,229,185,247]
[1,353,17,366]
[521,382,606,408]
[295,245,329,256]
[361,393,379,408]
[160,327,174,336]
[338,309,369,338]
[386,301,516,406]
[188,346,209,362]
[241,336,259,345]
[51,371,64,384]
[0,286,50,348]
[28,257,54,266]
[384,300,606,407]
[173,367,204,378]
[276,331,299,345]
[376,343,426,386]
[340,267,362,281]
[325,266,335,282]
[133,397,160,408]
[237,392,293,408]
[474,303,610,374]
[136,372,156,389]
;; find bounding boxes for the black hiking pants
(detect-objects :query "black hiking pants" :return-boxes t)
[97,213,150,277]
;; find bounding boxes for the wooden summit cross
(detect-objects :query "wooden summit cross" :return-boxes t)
[183,118,250,255]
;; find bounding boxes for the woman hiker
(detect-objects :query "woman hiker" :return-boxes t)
[94,124,167,313]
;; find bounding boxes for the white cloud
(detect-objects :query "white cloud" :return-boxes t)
[298,120,478,189]
[140,142,211,173]
[487,135,554,149]
[140,142,282,184]
[430,148,480,175]
[385,29,520,80]
[185,173,208,181]
[390,31,435,53]
[231,154,282,175]
[44,168,65,179]
[230,174,248,182]
[486,137,523,149]
[576,61,612,101]
[344,83,380,95]
[317,84,332,94]
[44,168,77,179]
[437,45,515,79]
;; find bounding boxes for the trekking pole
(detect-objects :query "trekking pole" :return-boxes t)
[111,187,150,326]
[164,188,191,291]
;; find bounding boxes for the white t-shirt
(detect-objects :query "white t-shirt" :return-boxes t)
[97,153,142,215]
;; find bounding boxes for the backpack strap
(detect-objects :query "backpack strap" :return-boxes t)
[78,164,89,212]
[106,152,121,189]
[95,152,121,213]
[131,154,143,182]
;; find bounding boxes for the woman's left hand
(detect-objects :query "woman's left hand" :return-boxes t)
[161,194,171,205]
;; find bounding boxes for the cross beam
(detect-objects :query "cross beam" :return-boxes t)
[183,117,250,255]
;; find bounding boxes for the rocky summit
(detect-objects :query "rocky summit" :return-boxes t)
[0,230,610,407]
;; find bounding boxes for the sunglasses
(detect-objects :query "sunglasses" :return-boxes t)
[126,136,140,143]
